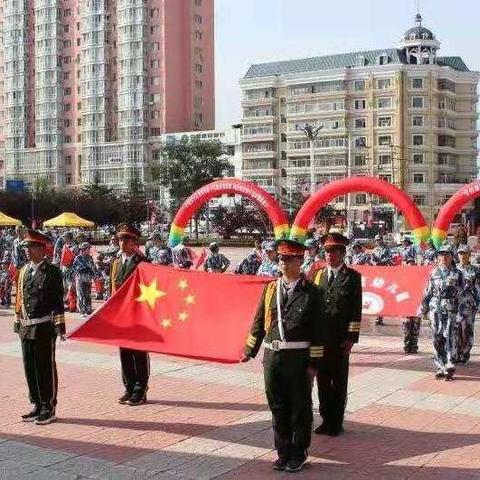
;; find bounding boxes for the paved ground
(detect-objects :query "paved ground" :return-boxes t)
[2,293,480,479]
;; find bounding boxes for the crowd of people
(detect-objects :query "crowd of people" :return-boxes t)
[6,220,479,472]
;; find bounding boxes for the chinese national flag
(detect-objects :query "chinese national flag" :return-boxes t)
[68,264,270,363]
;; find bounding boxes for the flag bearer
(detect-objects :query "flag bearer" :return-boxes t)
[111,224,150,406]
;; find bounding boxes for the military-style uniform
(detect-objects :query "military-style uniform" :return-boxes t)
[14,234,64,420]
[312,262,362,434]
[456,261,480,363]
[111,249,150,401]
[421,257,464,376]
[244,266,324,465]
[422,247,437,266]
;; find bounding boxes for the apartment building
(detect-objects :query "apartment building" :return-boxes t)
[1,0,214,191]
[240,14,479,224]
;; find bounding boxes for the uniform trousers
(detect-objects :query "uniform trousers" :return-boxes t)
[263,348,312,461]
[75,274,93,315]
[456,308,476,362]
[402,317,421,352]
[430,312,456,373]
[21,335,58,413]
[119,348,150,394]
[316,347,349,432]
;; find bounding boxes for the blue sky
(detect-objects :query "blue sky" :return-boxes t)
[214,0,480,128]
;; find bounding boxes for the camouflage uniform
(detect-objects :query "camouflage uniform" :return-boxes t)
[257,259,281,277]
[235,251,262,275]
[203,252,230,273]
[350,251,372,266]
[371,244,393,266]
[422,247,437,266]
[456,262,480,363]
[147,245,172,266]
[400,244,417,264]
[421,264,464,375]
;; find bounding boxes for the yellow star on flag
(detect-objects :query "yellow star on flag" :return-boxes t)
[178,279,188,290]
[178,311,189,322]
[161,319,172,329]
[136,279,167,309]
[185,294,196,305]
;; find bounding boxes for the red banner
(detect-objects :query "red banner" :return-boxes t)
[354,265,432,317]
[68,264,432,363]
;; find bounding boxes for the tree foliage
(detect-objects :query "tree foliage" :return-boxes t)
[158,137,230,212]
[210,201,271,239]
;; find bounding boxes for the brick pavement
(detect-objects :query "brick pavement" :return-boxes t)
[1,305,480,479]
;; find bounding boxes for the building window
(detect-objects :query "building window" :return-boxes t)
[63,87,71,96]
[354,99,366,110]
[378,135,392,146]
[413,153,424,164]
[151,59,160,68]
[377,97,392,109]
[377,79,391,90]
[65,155,72,165]
[355,194,367,205]
[152,42,160,51]
[379,174,392,183]
[354,155,366,166]
[413,173,425,183]
[412,97,424,108]
[378,116,392,127]
[195,0,202,5]
[378,154,391,165]
[195,63,203,73]
[413,195,426,205]
[195,80,203,89]
[354,137,367,148]
[64,119,71,127]
[194,14,203,24]
[65,135,71,143]
[353,80,366,91]
[355,118,366,128]
[412,115,424,127]
[412,78,424,89]
[65,174,72,185]
[413,135,424,146]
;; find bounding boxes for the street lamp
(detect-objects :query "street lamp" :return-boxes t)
[296,123,323,195]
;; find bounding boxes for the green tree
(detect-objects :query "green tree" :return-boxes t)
[123,176,147,225]
[210,201,271,239]
[159,137,231,238]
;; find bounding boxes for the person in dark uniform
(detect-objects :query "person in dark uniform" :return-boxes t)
[111,224,150,406]
[312,233,362,436]
[240,239,325,473]
[14,230,65,425]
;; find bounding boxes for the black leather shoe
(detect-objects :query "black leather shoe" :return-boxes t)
[272,458,288,471]
[118,392,132,404]
[313,423,329,435]
[34,411,57,425]
[21,407,40,422]
[327,426,345,437]
[127,391,147,406]
[285,457,307,473]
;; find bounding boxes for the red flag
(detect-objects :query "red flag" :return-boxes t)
[60,246,75,267]
[69,264,270,363]
[193,247,208,270]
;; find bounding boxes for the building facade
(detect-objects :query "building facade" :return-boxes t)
[239,14,479,224]
[1,0,214,191]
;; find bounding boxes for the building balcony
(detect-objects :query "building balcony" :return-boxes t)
[286,109,346,120]
[241,97,276,107]
[242,133,276,143]
[286,90,347,102]
[242,150,276,159]
[241,115,276,124]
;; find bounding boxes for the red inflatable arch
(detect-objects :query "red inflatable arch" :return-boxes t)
[432,179,480,247]
[291,176,429,245]
[168,179,290,247]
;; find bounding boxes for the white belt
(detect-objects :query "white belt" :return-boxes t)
[264,340,310,351]
[20,314,52,327]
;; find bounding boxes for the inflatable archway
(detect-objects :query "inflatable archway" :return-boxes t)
[291,176,429,245]
[168,179,290,247]
[432,180,480,247]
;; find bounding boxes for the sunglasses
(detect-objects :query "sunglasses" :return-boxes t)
[278,255,303,262]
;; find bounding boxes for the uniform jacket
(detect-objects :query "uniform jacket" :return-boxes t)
[244,276,325,364]
[312,264,362,346]
[110,252,148,293]
[14,260,65,339]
